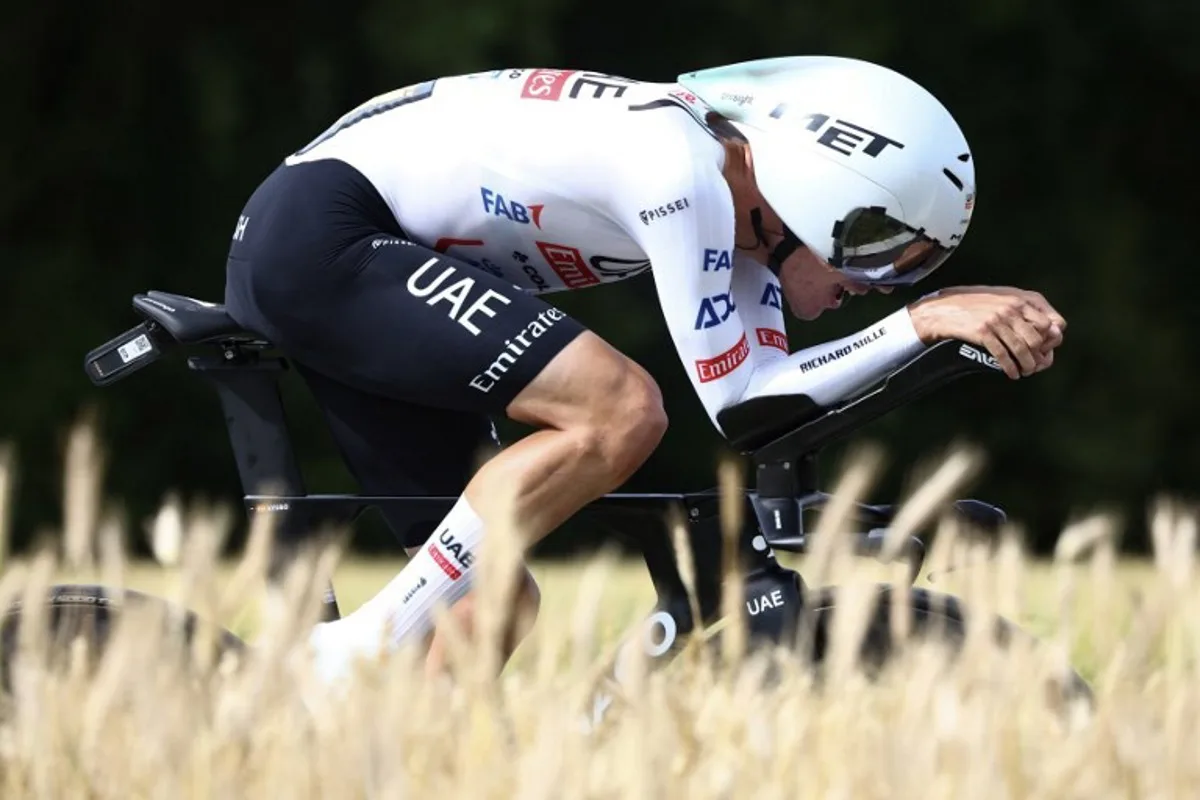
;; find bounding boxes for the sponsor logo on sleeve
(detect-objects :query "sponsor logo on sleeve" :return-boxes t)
[760,282,782,309]
[702,248,732,271]
[756,327,788,352]
[536,241,600,288]
[694,293,737,330]
[520,69,577,100]
[638,198,691,225]
[796,325,887,373]
[695,334,750,383]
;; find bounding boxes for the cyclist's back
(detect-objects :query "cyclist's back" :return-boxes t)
[283,69,718,296]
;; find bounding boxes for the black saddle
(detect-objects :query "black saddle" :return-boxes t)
[133,291,253,344]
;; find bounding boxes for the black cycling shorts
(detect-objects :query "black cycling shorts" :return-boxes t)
[223,158,587,547]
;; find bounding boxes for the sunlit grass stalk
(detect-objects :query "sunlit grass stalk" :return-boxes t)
[3,434,1200,797]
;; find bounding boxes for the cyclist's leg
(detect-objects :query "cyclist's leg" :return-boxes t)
[295,363,541,674]
[467,331,667,542]
[404,547,541,678]
[225,158,666,676]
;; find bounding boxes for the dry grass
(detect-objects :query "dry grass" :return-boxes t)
[0,420,1197,798]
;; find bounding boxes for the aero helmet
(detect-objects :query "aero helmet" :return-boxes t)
[678,56,976,285]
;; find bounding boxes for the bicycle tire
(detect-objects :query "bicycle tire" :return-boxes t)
[0,584,247,694]
[795,585,1093,704]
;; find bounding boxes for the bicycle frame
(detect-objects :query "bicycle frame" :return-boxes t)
[84,291,1009,696]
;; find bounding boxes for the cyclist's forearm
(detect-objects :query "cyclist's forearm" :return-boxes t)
[742,307,925,407]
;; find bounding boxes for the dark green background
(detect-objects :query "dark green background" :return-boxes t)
[3,1,1196,556]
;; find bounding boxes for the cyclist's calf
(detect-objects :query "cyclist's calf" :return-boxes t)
[421,558,542,678]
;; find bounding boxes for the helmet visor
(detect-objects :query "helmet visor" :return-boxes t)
[829,206,954,286]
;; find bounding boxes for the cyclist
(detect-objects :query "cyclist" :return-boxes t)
[222,55,1065,683]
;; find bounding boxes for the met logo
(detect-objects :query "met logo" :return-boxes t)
[481,187,544,228]
[702,249,732,272]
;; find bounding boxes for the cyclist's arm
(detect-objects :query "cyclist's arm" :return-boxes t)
[730,256,928,404]
[611,157,756,424]
[612,153,925,436]
[744,307,926,406]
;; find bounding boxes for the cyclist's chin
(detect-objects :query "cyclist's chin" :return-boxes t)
[788,299,830,321]
[786,285,843,321]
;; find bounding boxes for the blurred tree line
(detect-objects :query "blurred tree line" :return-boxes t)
[2,0,1196,558]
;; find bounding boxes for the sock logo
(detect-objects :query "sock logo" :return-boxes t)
[401,576,428,604]
[430,529,476,580]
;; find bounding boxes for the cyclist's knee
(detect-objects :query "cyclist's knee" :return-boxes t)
[507,331,667,480]
[596,360,668,477]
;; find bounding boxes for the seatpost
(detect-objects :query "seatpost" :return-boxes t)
[188,345,343,622]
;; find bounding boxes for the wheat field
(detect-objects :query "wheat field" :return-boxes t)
[0,423,1199,798]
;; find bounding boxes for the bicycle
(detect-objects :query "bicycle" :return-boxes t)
[1,289,1092,709]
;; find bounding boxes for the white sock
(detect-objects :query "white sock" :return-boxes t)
[308,496,485,679]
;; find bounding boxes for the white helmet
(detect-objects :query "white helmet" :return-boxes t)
[677,56,976,285]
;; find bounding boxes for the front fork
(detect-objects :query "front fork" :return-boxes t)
[579,487,1009,728]
[580,494,804,730]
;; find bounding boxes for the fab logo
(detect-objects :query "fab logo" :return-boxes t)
[481,187,544,228]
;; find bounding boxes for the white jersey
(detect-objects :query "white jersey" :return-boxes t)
[286,68,926,436]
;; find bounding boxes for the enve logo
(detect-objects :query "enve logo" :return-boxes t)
[958,343,1001,371]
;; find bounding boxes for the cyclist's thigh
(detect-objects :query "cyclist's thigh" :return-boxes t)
[296,363,499,548]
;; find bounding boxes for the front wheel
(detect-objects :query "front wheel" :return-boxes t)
[796,585,1093,705]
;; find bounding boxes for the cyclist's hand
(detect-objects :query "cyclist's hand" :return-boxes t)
[931,286,1067,333]
[907,288,1065,379]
